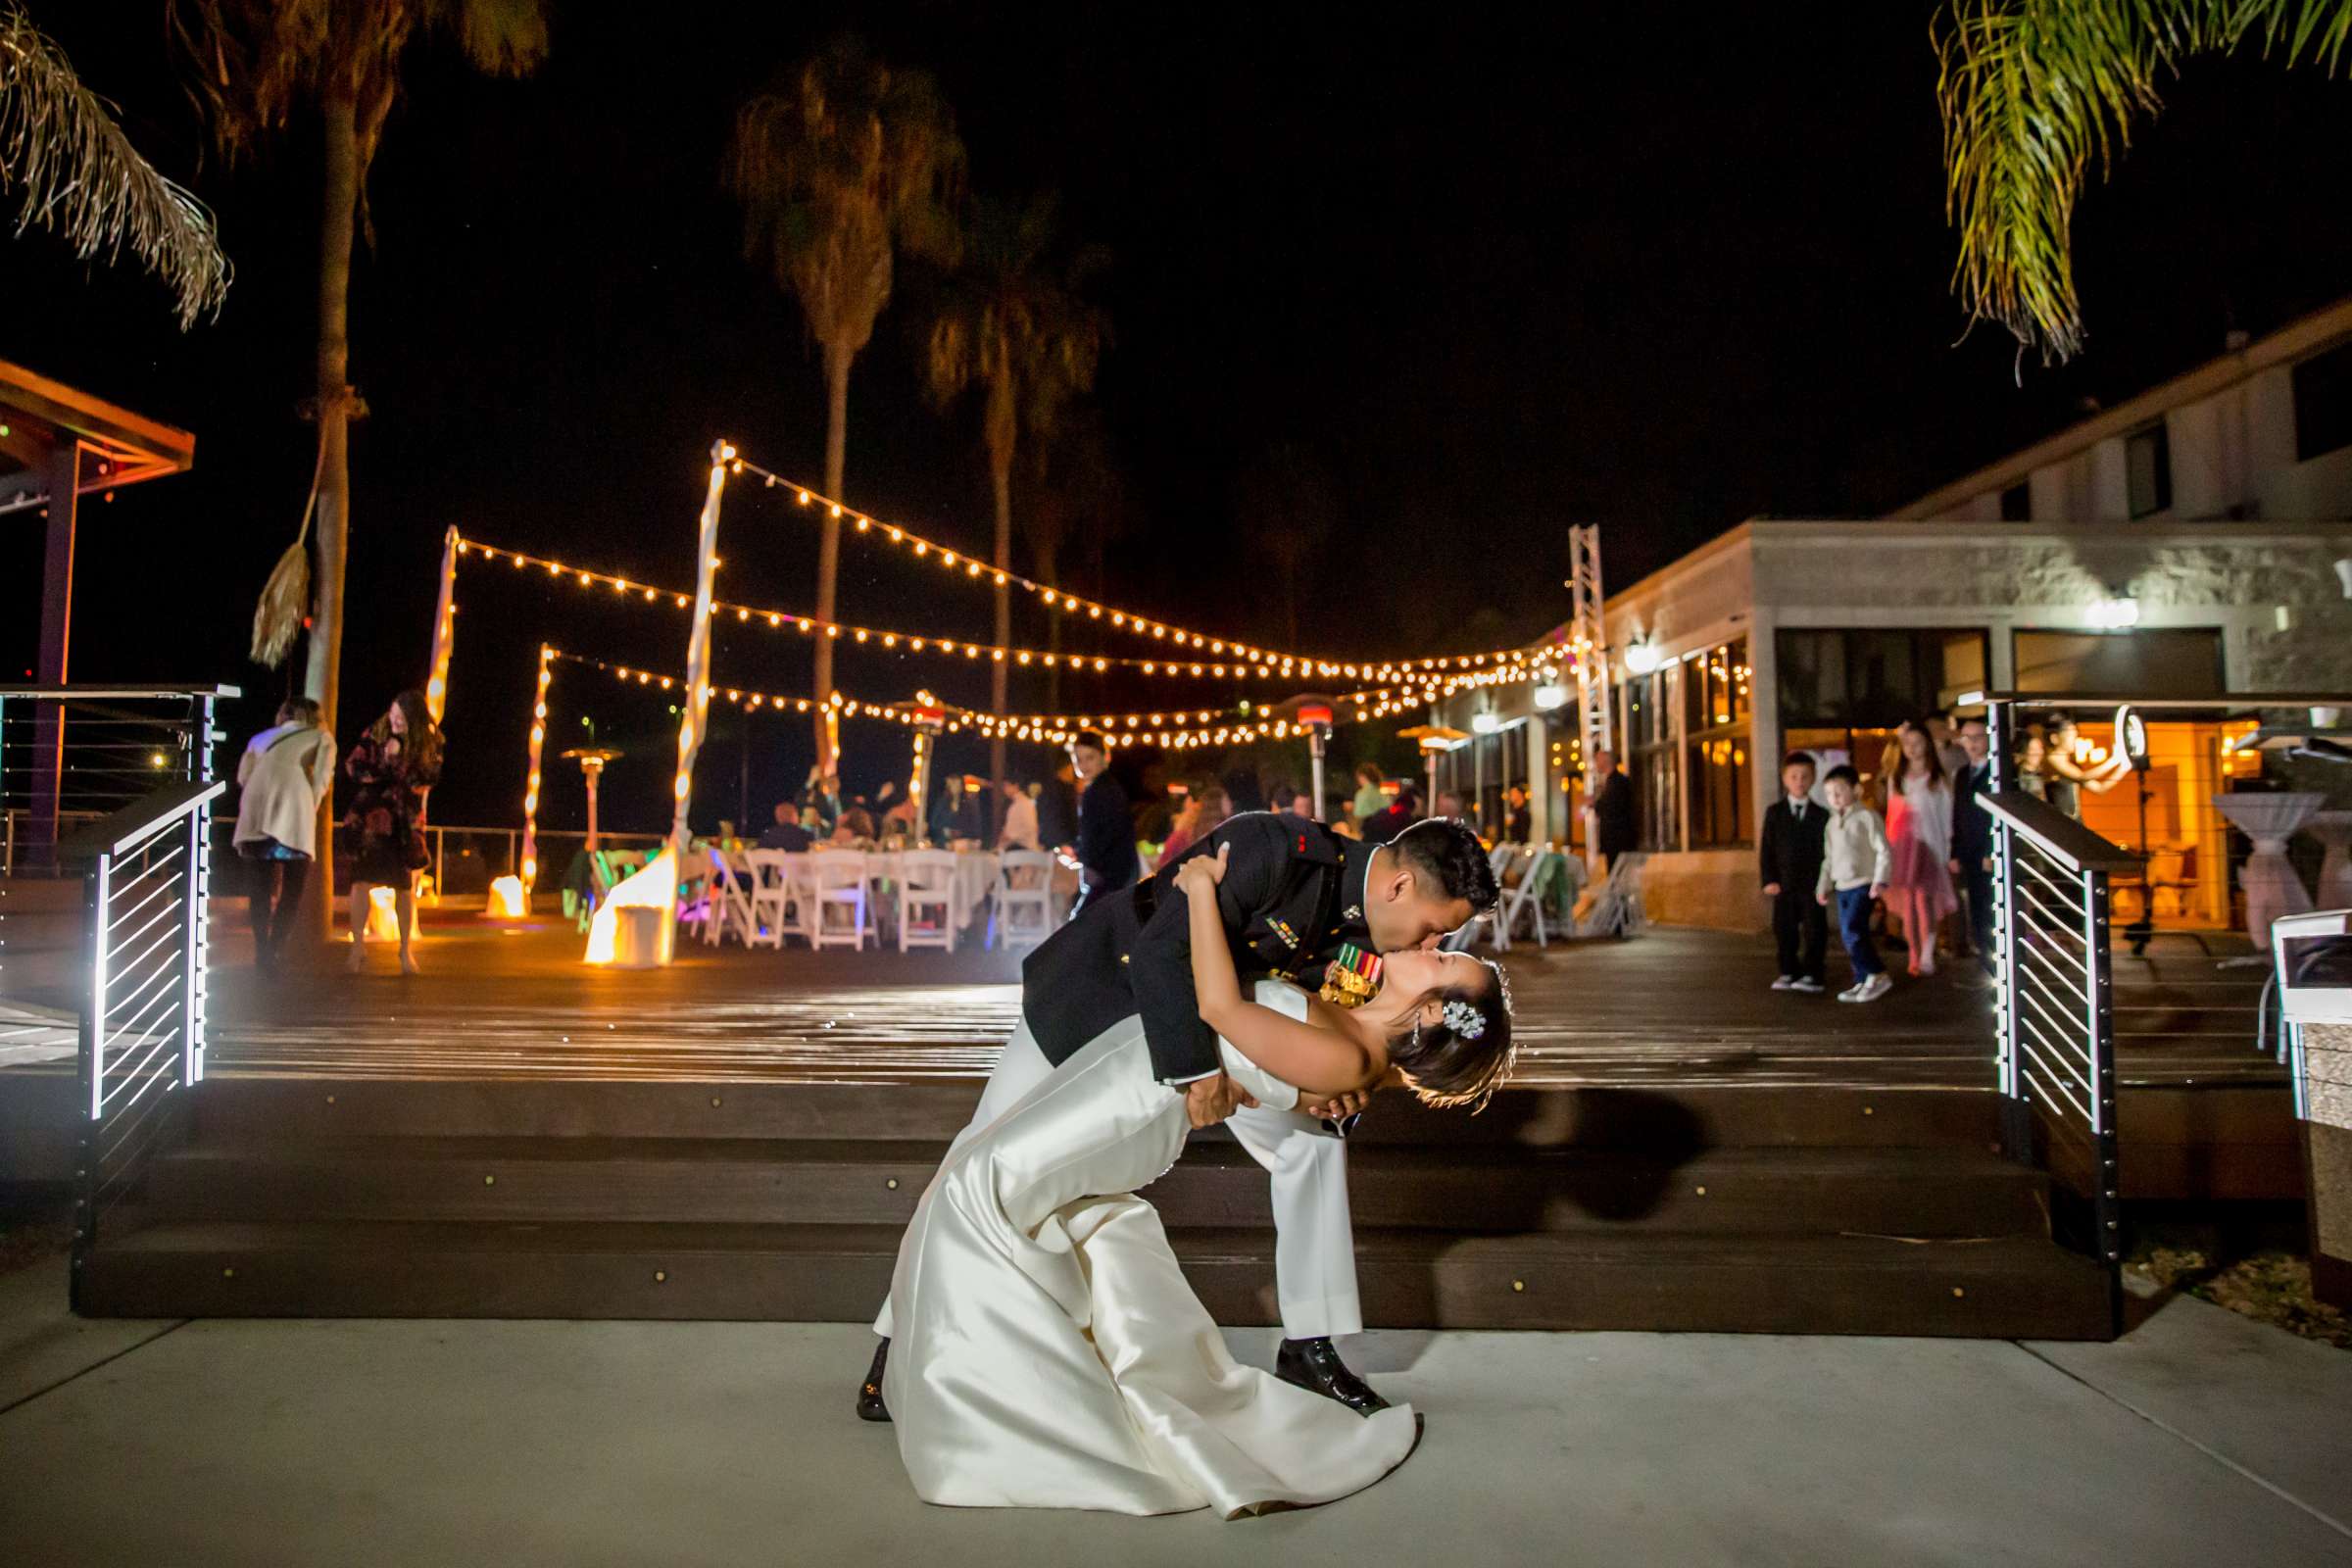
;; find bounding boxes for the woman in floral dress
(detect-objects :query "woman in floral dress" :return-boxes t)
[343,689,444,974]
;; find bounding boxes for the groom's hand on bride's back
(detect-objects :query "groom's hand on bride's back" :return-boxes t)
[1184,1071,1257,1128]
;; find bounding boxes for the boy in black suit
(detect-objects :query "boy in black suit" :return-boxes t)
[1759,752,1830,994]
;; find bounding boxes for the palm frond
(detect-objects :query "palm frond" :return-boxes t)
[1936,0,2352,368]
[0,5,230,327]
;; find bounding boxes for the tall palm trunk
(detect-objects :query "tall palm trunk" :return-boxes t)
[985,364,1015,839]
[813,336,851,774]
[303,88,359,942]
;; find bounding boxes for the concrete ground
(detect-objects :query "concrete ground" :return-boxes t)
[2,1257,2347,1567]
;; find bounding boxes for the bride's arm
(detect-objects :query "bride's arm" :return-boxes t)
[1174,850,1379,1101]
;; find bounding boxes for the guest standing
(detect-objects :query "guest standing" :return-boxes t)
[234,698,334,971]
[1502,783,1533,846]
[2039,711,2129,820]
[1350,763,1388,825]
[801,769,843,836]
[1585,750,1637,873]
[343,689,442,975]
[997,779,1040,852]
[1158,783,1230,861]
[1758,752,1829,994]
[1952,716,1997,981]
[1360,784,1419,846]
[1067,730,1138,917]
[2016,731,2050,802]
[1037,760,1080,852]
[1815,764,1892,1004]
[1884,721,1959,977]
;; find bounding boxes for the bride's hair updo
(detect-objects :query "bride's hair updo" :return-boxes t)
[1385,958,1516,1111]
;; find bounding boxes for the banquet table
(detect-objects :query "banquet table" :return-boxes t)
[859,848,1002,936]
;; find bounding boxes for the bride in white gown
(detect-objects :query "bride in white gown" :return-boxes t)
[884,845,1516,1518]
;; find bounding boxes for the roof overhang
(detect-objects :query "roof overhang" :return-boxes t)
[0,358,195,517]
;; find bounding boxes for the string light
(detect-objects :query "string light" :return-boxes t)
[453,534,1406,682]
[709,457,1544,682]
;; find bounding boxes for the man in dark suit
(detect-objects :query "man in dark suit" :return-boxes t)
[755,800,813,853]
[1066,731,1140,917]
[1586,749,1637,870]
[858,811,1500,1424]
[1952,715,1998,981]
[1758,752,1830,993]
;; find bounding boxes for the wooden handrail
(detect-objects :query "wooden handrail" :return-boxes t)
[1974,790,2142,876]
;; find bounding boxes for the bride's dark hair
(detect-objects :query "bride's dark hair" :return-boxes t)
[1384,959,1516,1111]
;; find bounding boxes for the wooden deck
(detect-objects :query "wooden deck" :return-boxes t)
[190,916,2285,1094]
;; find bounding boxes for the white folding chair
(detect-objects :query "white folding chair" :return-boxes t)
[736,849,792,949]
[808,850,874,951]
[701,847,758,946]
[895,850,958,953]
[1494,847,1552,952]
[990,850,1057,951]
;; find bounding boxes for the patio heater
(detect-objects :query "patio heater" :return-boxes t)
[1397,725,1470,819]
[906,697,947,843]
[1299,702,1333,821]
[560,746,624,853]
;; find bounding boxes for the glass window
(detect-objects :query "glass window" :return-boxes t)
[2126,423,2172,518]
[1777,628,1990,730]
[2293,340,2352,462]
[2012,629,2224,696]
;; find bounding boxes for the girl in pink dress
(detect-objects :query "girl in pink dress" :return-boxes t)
[1884,722,1959,976]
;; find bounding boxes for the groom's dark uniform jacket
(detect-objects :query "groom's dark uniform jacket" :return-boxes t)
[1024,810,1376,1083]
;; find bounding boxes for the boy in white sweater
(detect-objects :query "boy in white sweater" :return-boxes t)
[1814,763,1893,1003]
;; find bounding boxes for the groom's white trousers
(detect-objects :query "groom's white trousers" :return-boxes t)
[872,1013,1362,1343]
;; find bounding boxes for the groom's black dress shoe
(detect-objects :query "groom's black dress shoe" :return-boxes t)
[857,1338,892,1423]
[1275,1337,1390,1416]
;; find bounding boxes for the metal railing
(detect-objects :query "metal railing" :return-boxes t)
[64,775,226,1304]
[0,686,235,876]
[1980,787,2139,1328]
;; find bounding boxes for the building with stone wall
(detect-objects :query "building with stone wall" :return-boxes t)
[1438,297,2352,932]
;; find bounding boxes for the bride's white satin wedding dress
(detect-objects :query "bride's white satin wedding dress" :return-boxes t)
[883,980,1417,1517]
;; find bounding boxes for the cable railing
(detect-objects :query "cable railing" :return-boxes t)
[0,686,234,876]
[62,775,225,1302]
[1978,785,2137,1331]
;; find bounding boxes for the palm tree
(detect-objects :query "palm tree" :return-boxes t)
[726,36,963,770]
[1235,443,1339,651]
[925,193,1107,815]
[172,0,548,932]
[1936,0,2352,366]
[1016,410,1125,710]
[0,5,231,324]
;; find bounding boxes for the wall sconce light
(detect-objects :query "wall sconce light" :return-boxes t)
[1532,683,1569,710]
[1621,641,1663,676]
[1471,711,1504,735]
[2086,597,2140,629]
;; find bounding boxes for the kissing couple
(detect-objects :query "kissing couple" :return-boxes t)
[859,810,1512,1517]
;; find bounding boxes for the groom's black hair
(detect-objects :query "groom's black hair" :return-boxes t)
[1070,729,1109,754]
[1389,817,1501,913]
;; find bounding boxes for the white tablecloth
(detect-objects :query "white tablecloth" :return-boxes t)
[863,849,1002,932]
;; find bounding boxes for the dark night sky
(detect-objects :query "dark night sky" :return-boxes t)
[9,3,2352,829]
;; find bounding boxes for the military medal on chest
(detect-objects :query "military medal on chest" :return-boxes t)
[1318,942,1382,1009]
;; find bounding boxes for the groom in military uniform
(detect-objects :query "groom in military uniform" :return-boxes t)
[859,805,1499,1421]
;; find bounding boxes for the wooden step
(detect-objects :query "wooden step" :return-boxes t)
[74,1219,2114,1339]
[134,1136,2053,1239]
[191,1076,2005,1151]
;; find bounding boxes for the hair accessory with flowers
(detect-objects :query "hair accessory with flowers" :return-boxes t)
[1443,999,1485,1040]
